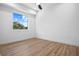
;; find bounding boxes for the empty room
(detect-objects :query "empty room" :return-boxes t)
[0,3,79,56]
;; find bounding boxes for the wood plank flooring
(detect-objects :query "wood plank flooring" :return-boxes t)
[0,38,79,56]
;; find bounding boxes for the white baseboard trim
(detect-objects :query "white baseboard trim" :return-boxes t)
[37,36,79,47]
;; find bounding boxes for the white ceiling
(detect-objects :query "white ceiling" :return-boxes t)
[22,3,39,10]
[0,3,39,15]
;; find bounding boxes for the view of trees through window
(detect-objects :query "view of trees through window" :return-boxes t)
[13,13,28,29]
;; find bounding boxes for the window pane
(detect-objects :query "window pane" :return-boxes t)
[13,13,28,29]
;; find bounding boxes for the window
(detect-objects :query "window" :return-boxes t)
[13,13,28,29]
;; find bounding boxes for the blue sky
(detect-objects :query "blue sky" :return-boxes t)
[13,13,28,27]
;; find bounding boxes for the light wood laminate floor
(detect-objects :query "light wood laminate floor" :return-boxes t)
[0,38,79,56]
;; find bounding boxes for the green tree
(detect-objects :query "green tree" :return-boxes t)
[13,22,28,29]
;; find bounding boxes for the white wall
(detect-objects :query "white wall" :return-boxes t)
[0,3,79,46]
[36,3,79,46]
[0,10,36,44]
